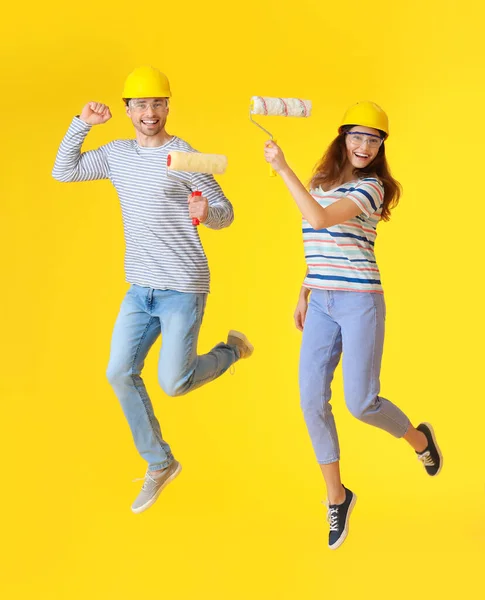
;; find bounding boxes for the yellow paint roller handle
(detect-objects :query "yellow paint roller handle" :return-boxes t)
[269,139,277,177]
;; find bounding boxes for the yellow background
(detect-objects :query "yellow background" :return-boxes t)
[1,1,484,598]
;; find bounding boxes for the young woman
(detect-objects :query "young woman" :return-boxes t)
[264,101,442,550]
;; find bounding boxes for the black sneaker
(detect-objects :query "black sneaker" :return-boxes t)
[416,422,442,476]
[327,486,357,550]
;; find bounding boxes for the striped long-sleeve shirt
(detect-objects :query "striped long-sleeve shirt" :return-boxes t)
[303,178,385,293]
[52,117,234,294]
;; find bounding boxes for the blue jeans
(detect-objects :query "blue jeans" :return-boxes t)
[299,289,410,464]
[107,285,239,471]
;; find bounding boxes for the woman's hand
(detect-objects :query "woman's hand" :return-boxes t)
[264,141,289,173]
[294,294,309,331]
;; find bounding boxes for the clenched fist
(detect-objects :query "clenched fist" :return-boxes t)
[188,193,209,224]
[79,102,112,126]
[264,140,289,173]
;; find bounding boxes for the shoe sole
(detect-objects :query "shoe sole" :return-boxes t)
[421,422,443,476]
[329,493,357,551]
[228,330,254,358]
[131,462,182,514]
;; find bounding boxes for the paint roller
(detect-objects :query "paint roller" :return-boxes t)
[167,151,228,226]
[249,96,312,177]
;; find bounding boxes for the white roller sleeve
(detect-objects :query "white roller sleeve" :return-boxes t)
[167,151,228,174]
[250,96,312,117]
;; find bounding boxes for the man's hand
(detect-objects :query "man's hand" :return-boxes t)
[79,102,112,126]
[188,194,209,223]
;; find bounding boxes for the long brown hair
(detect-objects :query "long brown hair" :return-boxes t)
[309,125,401,221]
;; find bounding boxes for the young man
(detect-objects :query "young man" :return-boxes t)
[52,66,253,514]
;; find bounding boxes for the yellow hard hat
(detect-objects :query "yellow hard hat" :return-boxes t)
[339,101,389,137]
[122,66,172,100]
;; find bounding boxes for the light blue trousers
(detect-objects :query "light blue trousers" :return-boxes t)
[107,285,239,471]
[299,290,410,464]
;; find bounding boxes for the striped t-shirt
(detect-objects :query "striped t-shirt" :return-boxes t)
[52,117,234,294]
[303,178,385,293]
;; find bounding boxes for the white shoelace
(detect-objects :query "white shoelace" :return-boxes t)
[417,450,435,466]
[132,472,157,489]
[327,507,340,532]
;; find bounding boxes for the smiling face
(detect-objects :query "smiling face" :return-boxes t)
[126,97,169,137]
[345,125,383,169]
